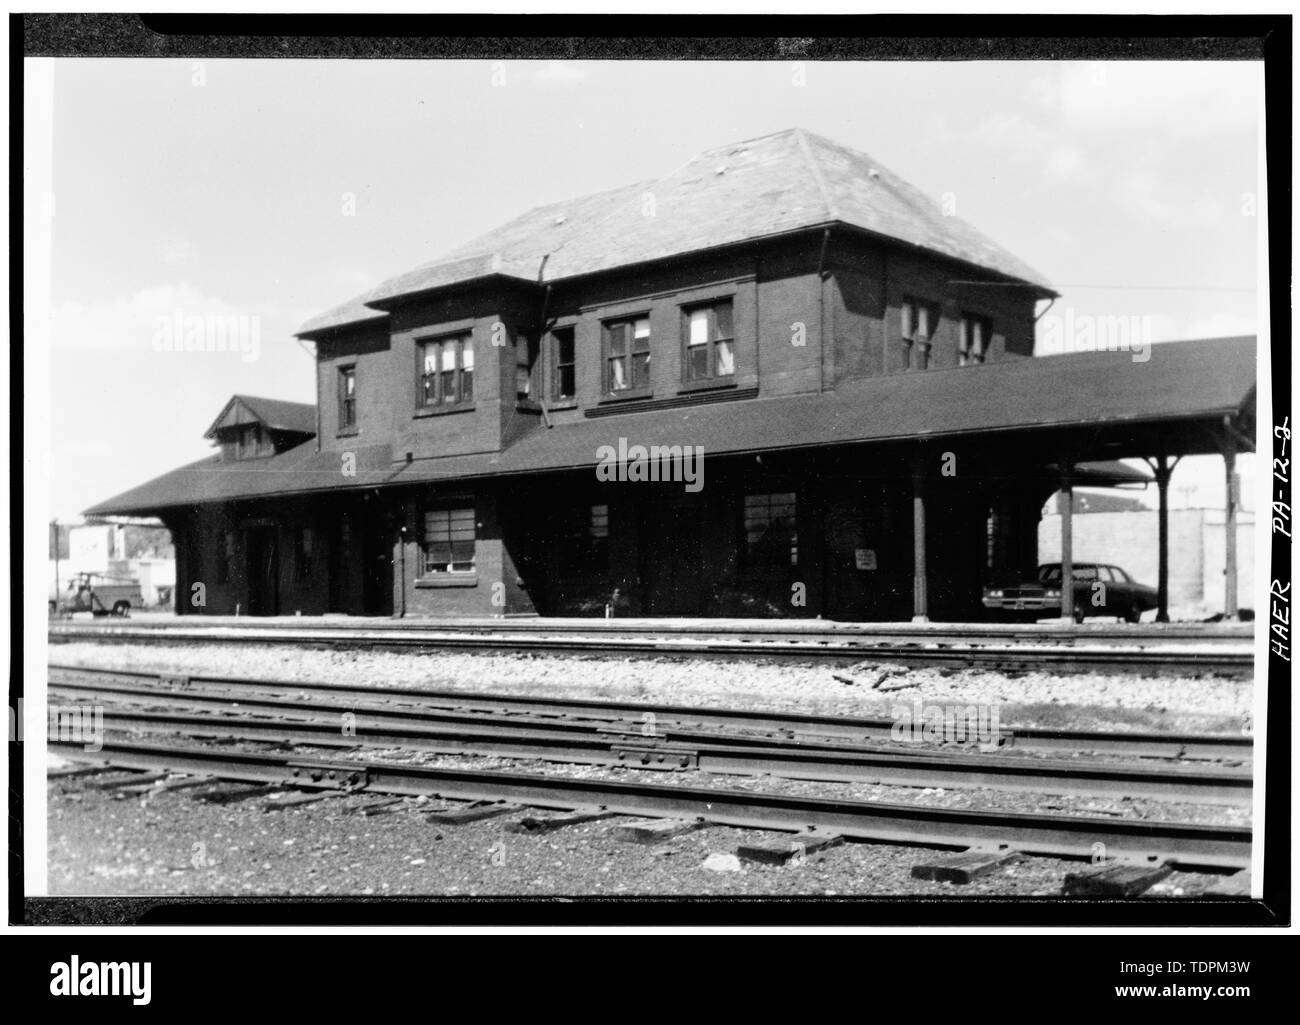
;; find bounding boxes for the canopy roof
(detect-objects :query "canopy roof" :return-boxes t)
[86,337,1255,517]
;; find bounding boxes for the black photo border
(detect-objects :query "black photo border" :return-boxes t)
[10,10,1291,929]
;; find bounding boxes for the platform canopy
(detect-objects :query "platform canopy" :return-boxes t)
[86,336,1255,517]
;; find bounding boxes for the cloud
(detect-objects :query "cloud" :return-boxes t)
[1044,144,1087,182]
[971,114,1089,183]
[159,240,194,267]
[51,285,269,353]
[1180,314,1258,341]
[1053,62,1259,138]
[328,267,378,294]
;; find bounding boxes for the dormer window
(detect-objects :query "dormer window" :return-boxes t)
[206,396,317,459]
[959,314,992,366]
[901,298,938,370]
[235,423,273,460]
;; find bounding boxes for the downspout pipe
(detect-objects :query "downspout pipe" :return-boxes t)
[816,227,830,392]
[537,279,553,428]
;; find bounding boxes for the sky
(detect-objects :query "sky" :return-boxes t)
[31,58,1264,520]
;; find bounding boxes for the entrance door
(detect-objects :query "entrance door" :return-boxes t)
[360,523,393,616]
[327,515,350,613]
[245,526,279,616]
[640,495,706,615]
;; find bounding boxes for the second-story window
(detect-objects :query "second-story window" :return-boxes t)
[338,366,357,431]
[516,332,539,401]
[551,327,576,402]
[420,335,474,407]
[603,315,650,396]
[959,314,992,366]
[683,300,735,382]
[901,298,937,370]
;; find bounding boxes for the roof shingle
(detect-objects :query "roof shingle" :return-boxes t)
[298,128,1054,336]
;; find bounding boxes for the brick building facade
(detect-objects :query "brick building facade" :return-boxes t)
[87,129,1256,621]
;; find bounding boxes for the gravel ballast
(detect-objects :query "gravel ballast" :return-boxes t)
[44,641,1253,899]
[49,641,1253,734]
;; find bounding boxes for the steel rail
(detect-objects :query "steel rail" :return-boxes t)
[49,665,1255,762]
[48,623,1253,675]
[49,738,1252,870]
[48,615,1253,643]
[76,704,1252,805]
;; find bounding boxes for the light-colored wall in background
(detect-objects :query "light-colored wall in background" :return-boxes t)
[1039,508,1255,614]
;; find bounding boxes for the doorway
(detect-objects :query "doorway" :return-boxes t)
[360,523,393,616]
[245,526,279,616]
[640,494,706,615]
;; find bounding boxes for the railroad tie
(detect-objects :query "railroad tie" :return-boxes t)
[47,765,119,780]
[1061,861,1173,896]
[1201,869,1252,897]
[609,818,709,844]
[85,771,169,790]
[262,791,345,812]
[194,783,285,805]
[424,801,522,825]
[911,847,1023,884]
[111,779,175,796]
[504,810,620,834]
[736,832,845,866]
[354,797,407,817]
[155,775,217,792]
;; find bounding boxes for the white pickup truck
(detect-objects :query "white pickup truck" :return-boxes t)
[49,572,145,617]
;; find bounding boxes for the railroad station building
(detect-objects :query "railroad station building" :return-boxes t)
[86,128,1257,622]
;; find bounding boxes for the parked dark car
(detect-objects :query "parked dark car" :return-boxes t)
[982,562,1158,623]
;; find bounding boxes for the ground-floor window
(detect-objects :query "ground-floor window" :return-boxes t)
[423,505,476,574]
[294,526,315,584]
[560,503,610,575]
[743,492,798,568]
[217,530,235,584]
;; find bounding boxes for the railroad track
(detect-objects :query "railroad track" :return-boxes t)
[49,665,1252,806]
[49,614,1253,643]
[48,621,1254,675]
[48,737,1252,872]
[49,665,1255,761]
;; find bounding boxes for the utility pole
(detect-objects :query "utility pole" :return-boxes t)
[51,519,60,616]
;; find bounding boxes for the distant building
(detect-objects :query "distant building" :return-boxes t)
[52,521,176,605]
